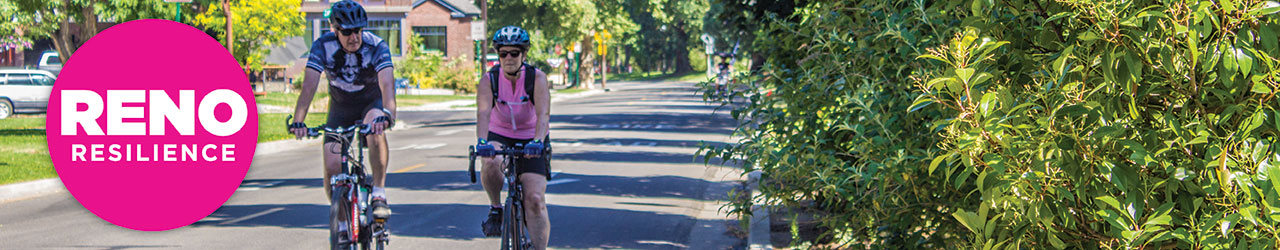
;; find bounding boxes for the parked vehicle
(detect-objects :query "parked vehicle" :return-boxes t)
[38,51,61,75]
[0,69,57,119]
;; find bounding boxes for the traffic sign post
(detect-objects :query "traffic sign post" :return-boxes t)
[164,0,192,22]
[701,34,715,79]
[594,29,611,90]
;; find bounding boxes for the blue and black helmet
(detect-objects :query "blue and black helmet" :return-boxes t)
[492,26,531,49]
[327,0,367,30]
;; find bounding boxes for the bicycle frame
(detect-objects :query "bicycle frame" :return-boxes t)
[468,144,550,250]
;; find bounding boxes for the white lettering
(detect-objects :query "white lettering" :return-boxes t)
[163,144,177,161]
[222,144,235,161]
[106,90,146,135]
[182,144,197,161]
[71,144,87,161]
[108,144,121,161]
[199,89,248,136]
[90,144,105,161]
[61,90,105,136]
[202,144,218,162]
[149,90,195,135]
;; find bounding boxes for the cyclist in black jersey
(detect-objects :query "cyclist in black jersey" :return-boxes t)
[288,0,395,231]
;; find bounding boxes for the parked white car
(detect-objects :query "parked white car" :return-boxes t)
[0,69,56,119]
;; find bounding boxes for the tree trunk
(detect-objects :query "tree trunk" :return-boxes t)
[223,0,233,55]
[51,0,97,65]
[80,3,97,47]
[672,23,693,74]
[53,21,73,65]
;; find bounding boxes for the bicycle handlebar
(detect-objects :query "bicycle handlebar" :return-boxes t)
[286,115,372,138]
[466,144,551,184]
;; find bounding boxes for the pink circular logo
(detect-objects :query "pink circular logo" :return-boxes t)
[45,19,257,231]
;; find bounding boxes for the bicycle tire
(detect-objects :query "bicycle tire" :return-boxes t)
[511,199,528,250]
[501,196,513,250]
[331,186,353,250]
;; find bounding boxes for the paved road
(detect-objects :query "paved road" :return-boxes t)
[0,80,746,249]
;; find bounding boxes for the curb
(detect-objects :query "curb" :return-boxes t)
[0,178,64,204]
[399,100,474,111]
[746,170,773,250]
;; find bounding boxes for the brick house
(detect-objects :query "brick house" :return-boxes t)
[277,0,482,77]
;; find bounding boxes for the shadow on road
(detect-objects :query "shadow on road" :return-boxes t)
[239,171,734,201]
[197,203,726,250]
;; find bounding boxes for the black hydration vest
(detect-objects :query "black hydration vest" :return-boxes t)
[489,63,538,106]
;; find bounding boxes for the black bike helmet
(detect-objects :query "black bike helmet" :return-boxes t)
[327,0,367,30]
[492,26,531,49]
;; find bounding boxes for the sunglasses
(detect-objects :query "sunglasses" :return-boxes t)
[499,50,523,58]
[338,28,362,36]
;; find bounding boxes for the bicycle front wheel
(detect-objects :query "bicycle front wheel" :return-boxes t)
[331,186,354,250]
[502,196,524,250]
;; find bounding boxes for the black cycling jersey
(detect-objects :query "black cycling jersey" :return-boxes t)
[306,31,394,104]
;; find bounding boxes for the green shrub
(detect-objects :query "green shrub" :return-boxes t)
[438,57,478,94]
[396,35,443,88]
[705,0,1280,249]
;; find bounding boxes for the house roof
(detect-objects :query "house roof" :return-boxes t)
[413,0,481,18]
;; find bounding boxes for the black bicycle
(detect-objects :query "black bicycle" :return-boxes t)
[287,115,390,250]
[468,143,550,250]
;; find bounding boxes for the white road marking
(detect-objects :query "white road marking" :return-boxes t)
[392,143,447,150]
[237,180,284,191]
[546,179,579,186]
[435,129,464,136]
[219,207,285,225]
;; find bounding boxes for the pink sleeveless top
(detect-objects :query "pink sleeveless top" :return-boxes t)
[489,67,539,139]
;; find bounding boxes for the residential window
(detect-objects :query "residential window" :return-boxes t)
[413,26,447,56]
[321,19,402,56]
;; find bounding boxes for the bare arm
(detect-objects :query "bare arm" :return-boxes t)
[292,69,323,122]
[476,73,494,140]
[378,68,396,119]
[533,71,551,140]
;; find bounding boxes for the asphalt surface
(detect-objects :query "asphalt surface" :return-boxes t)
[0,79,747,249]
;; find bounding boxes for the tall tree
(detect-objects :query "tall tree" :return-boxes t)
[0,0,173,64]
[191,0,304,71]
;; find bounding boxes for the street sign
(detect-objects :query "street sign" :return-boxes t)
[546,58,565,68]
[471,21,486,41]
[700,34,714,55]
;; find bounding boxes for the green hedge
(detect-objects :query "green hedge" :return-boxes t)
[705,0,1280,249]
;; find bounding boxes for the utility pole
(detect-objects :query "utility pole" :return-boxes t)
[223,0,233,55]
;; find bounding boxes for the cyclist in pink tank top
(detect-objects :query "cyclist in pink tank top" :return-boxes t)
[474,26,553,250]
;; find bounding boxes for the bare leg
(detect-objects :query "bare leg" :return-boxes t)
[481,154,505,207]
[520,173,549,250]
[322,142,343,199]
[363,109,389,188]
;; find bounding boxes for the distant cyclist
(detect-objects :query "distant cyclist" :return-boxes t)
[716,52,732,96]
[476,26,553,250]
[288,0,395,232]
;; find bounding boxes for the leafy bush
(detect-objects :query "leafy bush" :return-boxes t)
[438,57,478,94]
[395,35,478,93]
[396,35,444,89]
[705,0,1280,249]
